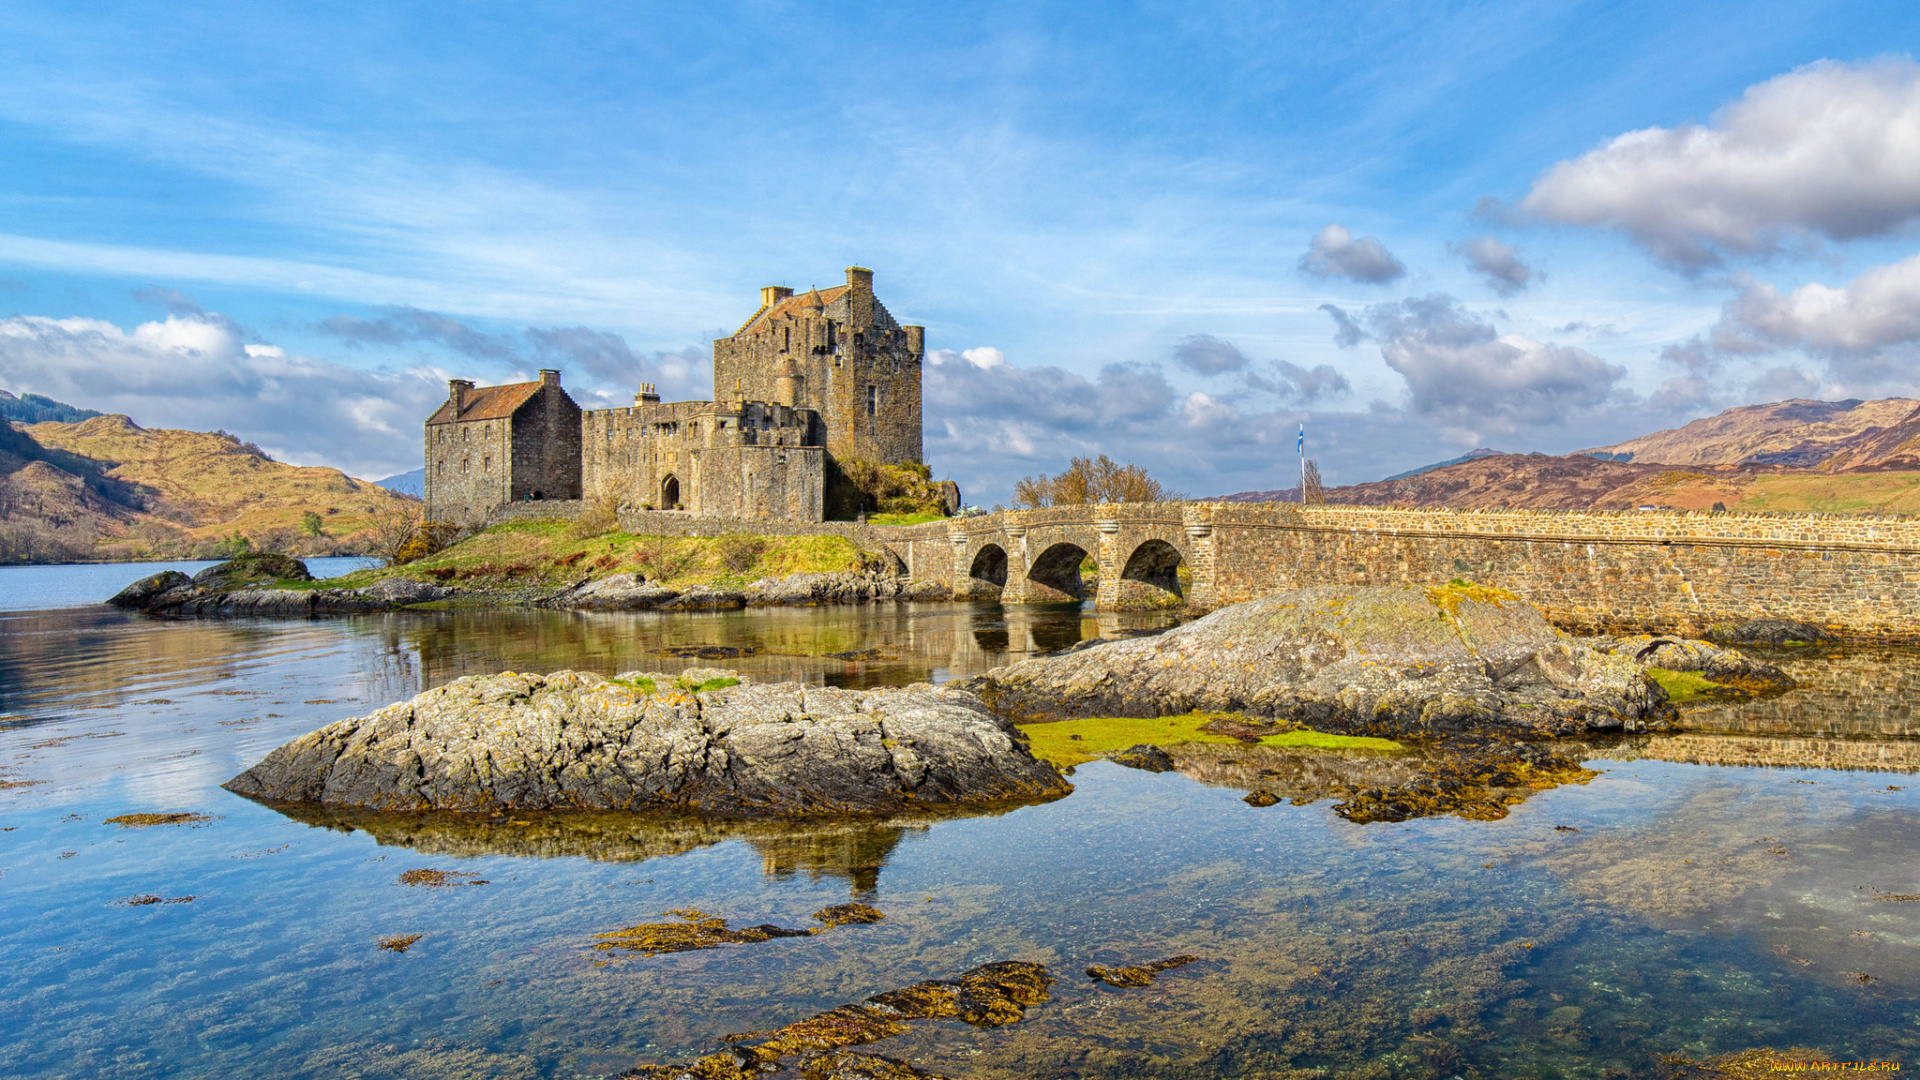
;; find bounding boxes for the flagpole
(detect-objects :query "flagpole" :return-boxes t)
[1297,424,1305,504]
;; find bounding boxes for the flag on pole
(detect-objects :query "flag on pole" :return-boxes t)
[1297,424,1304,455]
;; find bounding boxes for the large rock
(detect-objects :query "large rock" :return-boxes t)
[548,572,680,610]
[961,584,1674,736]
[223,671,1071,817]
[190,553,312,590]
[107,570,191,608]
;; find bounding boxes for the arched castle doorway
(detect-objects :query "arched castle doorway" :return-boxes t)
[661,475,680,509]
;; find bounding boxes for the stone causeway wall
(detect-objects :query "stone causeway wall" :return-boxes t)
[484,499,1920,638]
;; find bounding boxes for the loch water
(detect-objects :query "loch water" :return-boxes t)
[1,569,1917,1078]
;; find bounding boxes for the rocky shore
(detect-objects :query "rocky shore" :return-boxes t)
[224,670,1071,817]
[108,556,955,614]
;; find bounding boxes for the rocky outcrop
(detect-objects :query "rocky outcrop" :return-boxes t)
[1706,618,1841,647]
[544,572,680,610]
[962,584,1676,737]
[108,557,455,614]
[224,671,1071,817]
[1583,634,1796,692]
[743,571,950,606]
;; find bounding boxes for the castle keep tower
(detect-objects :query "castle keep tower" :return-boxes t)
[711,266,925,466]
[423,369,581,522]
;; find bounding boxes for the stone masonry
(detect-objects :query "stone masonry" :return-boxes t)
[424,370,582,522]
[875,502,1920,640]
[425,267,922,523]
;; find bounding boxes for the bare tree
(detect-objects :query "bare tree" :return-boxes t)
[1012,455,1181,507]
[1302,460,1325,505]
[367,502,422,566]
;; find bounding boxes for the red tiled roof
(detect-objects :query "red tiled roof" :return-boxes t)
[736,285,850,335]
[426,381,543,425]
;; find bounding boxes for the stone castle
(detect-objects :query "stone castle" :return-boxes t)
[424,266,925,523]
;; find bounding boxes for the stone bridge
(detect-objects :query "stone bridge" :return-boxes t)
[876,501,1920,640]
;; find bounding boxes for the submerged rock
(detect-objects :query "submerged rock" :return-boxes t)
[593,902,885,959]
[963,584,1675,737]
[1086,954,1199,987]
[223,671,1071,817]
[1108,744,1177,772]
[1706,618,1841,647]
[622,961,1053,1080]
[1655,1047,1833,1078]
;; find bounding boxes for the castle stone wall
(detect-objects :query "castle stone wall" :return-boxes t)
[425,416,513,523]
[509,378,582,503]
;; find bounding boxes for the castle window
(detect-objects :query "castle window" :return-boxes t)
[866,385,880,417]
[826,322,836,349]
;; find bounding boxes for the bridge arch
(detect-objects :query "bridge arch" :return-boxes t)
[1114,538,1186,608]
[966,543,1008,598]
[1026,541,1091,601]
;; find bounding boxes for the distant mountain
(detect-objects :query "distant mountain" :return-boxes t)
[1380,447,1506,482]
[1214,486,1300,503]
[1328,453,1671,510]
[1580,398,1920,467]
[2,414,419,564]
[0,388,103,426]
[375,468,425,498]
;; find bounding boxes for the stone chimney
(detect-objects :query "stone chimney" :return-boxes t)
[636,383,661,405]
[904,325,925,354]
[448,378,474,413]
[539,369,561,387]
[761,285,794,309]
[845,266,873,292]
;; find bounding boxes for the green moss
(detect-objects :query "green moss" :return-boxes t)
[1257,730,1406,753]
[867,511,948,526]
[1645,666,1728,703]
[1017,713,1401,768]
[609,676,658,694]
[674,675,740,694]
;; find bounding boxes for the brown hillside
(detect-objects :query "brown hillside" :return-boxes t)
[1325,453,1920,515]
[1580,398,1920,466]
[1327,453,1670,509]
[1,416,418,564]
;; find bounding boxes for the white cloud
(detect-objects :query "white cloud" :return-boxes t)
[1361,294,1627,438]
[1720,254,1920,356]
[1299,224,1407,284]
[1454,235,1535,295]
[0,312,446,478]
[1519,58,1920,270]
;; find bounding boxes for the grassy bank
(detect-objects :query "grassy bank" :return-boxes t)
[300,520,879,592]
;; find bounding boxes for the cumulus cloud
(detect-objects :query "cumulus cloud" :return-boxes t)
[1359,294,1626,438]
[1172,333,1250,374]
[1246,360,1350,403]
[1453,236,1535,296]
[0,312,446,477]
[1520,58,1920,270]
[1300,224,1407,284]
[1720,255,1920,356]
[1748,365,1824,401]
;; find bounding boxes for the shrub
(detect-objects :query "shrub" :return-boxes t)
[1013,455,1179,507]
[566,497,621,541]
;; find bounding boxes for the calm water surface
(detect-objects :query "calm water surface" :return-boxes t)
[0,573,1916,1079]
[0,556,379,613]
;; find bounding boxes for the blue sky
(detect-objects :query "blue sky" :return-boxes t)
[2,1,1919,503]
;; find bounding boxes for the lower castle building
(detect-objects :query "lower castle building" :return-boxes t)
[424,266,923,524]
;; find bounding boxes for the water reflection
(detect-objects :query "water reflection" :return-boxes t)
[261,804,1045,897]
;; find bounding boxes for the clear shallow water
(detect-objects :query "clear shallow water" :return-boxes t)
[0,590,1917,1078]
[0,557,379,613]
